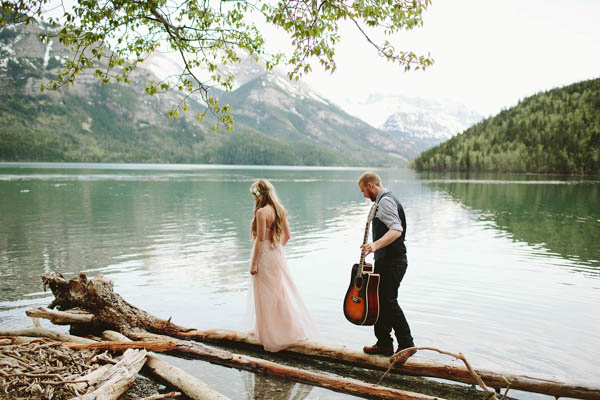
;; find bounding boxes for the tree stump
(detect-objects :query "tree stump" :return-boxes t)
[42,272,192,337]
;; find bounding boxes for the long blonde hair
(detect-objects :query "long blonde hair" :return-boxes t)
[250,179,287,242]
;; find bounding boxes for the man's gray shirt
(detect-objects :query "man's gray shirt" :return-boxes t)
[375,188,403,233]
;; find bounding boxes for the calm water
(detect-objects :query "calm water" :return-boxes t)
[1,163,599,399]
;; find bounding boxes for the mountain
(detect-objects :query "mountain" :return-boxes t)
[341,93,483,152]
[411,77,600,174]
[0,21,211,163]
[219,72,418,165]
[142,52,419,165]
[381,108,467,153]
[0,20,418,166]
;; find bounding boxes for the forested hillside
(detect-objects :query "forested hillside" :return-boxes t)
[412,78,600,174]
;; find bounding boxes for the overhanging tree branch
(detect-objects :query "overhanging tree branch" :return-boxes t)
[1,0,434,131]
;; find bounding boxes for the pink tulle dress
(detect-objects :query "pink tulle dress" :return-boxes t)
[247,231,319,352]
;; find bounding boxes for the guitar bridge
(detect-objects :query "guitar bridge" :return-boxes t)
[351,296,361,304]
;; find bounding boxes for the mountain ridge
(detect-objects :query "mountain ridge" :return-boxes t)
[0,21,419,166]
[341,93,484,152]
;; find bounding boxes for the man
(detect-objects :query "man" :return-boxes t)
[358,171,416,363]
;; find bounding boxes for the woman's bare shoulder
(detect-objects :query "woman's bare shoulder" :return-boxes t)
[256,205,275,216]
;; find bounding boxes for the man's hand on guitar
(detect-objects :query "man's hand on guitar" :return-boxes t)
[361,242,377,255]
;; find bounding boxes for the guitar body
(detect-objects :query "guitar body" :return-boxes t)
[343,263,380,325]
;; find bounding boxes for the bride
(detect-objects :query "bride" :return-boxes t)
[246,178,319,352]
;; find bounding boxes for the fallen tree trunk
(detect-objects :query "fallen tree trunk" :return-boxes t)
[41,272,193,336]
[103,330,231,400]
[184,329,600,400]
[64,340,177,353]
[37,272,600,400]
[126,329,442,400]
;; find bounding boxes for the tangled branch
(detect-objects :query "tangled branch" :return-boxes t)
[380,346,513,400]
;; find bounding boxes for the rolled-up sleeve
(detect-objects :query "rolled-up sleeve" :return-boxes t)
[377,196,403,232]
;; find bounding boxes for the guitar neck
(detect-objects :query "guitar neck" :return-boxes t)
[358,203,377,273]
[358,220,369,267]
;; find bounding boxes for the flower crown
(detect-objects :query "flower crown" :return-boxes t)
[251,187,265,196]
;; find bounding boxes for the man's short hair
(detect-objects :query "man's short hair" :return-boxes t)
[358,171,381,187]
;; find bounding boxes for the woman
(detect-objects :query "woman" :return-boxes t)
[247,179,319,352]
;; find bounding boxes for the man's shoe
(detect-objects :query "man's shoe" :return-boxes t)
[390,348,417,364]
[363,344,394,356]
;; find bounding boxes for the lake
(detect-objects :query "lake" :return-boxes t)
[1,162,599,399]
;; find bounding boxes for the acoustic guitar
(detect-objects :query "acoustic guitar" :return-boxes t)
[343,203,380,326]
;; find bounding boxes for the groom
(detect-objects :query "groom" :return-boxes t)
[358,171,416,363]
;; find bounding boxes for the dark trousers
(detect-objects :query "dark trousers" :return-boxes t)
[374,257,413,348]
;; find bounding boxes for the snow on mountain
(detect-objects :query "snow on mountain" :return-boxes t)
[264,73,332,105]
[1,22,73,72]
[138,51,192,83]
[220,69,418,163]
[136,51,476,154]
[382,109,465,140]
[339,92,483,151]
[139,50,266,90]
[0,24,28,69]
[0,20,416,165]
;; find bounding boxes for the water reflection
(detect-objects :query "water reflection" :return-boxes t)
[2,163,600,398]
[426,178,600,274]
[242,371,313,400]
[0,164,368,301]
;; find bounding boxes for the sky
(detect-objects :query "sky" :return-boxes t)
[286,0,600,118]
[41,0,600,120]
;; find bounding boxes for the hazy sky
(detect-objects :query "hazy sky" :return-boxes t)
[291,0,600,117]
[43,0,600,119]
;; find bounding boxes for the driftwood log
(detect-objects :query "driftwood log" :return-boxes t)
[70,348,147,400]
[126,328,442,400]
[63,340,177,353]
[164,329,600,400]
[0,326,96,344]
[102,330,231,400]
[37,273,444,399]
[140,394,182,400]
[40,272,193,337]
[38,272,600,400]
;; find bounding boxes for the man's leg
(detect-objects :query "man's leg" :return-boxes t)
[388,262,413,348]
[374,266,394,347]
[363,263,394,356]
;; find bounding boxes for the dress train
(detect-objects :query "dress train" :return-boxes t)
[246,239,319,352]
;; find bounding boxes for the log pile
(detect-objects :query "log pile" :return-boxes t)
[0,329,227,400]
[0,337,148,400]
[0,338,104,399]
[3,271,599,400]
